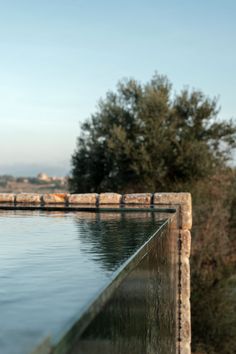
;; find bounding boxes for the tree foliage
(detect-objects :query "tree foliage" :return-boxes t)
[69,73,236,193]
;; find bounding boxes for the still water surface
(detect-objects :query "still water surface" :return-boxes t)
[0,211,164,354]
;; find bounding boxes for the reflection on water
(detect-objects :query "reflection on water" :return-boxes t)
[74,212,160,271]
[0,211,171,354]
[70,222,177,354]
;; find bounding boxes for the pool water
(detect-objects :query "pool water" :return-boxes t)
[0,210,168,354]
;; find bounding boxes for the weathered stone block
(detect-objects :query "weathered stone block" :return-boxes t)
[123,193,152,204]
[181,230,191,258]
[42,193,68,204]
[16,193,41,204]
[0,193,15,203]
[68,193,98,205]
[181,299,191,341]
[154,192,191,205]
[181,202,192,230]
[181,256,191,299]
[179,342,191,354]
[154,193,192,229]
[99,193,121,204]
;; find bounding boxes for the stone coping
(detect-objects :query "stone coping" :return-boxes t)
[0,192,191,230]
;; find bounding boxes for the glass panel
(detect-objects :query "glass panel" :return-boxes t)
[69,221,177,354]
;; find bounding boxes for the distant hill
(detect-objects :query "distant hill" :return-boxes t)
[0,174,68,193]
[0,163,70,177]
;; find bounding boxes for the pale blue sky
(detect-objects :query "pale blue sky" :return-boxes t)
[0,0,236,175]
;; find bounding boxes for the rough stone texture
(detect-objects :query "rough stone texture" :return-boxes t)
[0,193,15,203]
[180,229,191,354]
[42,193,68,204]
[154,193,192,229]
[68,193,98,205]
[16,193,41,204]
[99,193,122,204]
[181,230,191,258]
[181,299,191,341]
[154,192,191,205]
[123,193,152,204]
[181,257,191,299]
[180,202,192,230]
[179,342,191,354]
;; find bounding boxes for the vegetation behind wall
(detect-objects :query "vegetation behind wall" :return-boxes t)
[69,73,236,354]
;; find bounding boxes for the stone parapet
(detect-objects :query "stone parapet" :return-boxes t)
[0,191,190,206]
[0,192,191,230]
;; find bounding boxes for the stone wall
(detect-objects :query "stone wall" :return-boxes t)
[0,192,192,354]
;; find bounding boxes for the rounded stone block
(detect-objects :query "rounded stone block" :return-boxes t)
[154,192,191,205]
[16,193,41,204]
[99,193,121,204]
[42,193,68,204]
[123,193,152,204]
[0,193,15,203]
[68,193,98,205]
[154,193,192,230]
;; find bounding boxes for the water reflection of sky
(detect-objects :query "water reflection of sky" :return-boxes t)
[0,211,165,354]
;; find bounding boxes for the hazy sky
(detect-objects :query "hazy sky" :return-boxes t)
[0,0,236,176]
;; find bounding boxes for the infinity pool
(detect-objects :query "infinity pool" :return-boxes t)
[0,210,177,354]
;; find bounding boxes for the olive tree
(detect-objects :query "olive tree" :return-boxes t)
[69,73,236,193]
